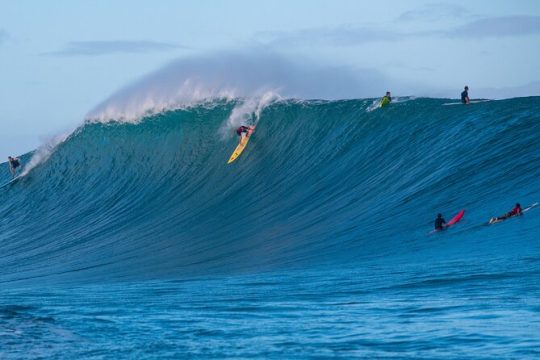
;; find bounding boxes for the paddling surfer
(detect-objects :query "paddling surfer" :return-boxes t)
[490,203,522,223]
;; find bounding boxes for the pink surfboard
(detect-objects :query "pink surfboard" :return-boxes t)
[446,209,465,227]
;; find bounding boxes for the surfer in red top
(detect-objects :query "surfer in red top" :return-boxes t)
[492,203,522,222]
[508,203,522,217]
[236,125,250,137]
[236,125,253,141]
[236,125,254,143]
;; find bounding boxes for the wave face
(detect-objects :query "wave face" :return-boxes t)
[1,97,540,285]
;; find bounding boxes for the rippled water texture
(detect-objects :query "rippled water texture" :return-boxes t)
[1,97,539,358]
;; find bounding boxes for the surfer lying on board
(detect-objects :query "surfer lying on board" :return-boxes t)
[461,86,470,104]
[490,203,522,223]
[8,156,21,178]
[434,213,446,231]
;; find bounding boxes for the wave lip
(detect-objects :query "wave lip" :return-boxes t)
[85,50,382,123]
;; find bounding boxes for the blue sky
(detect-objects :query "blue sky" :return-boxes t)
[1,0,540,157]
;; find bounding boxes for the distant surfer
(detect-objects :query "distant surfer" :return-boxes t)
[8,156,21,178]
[461,86,470,104]
[380,91,392,107]
[434,213,446,231]
[490,203,522,223]
[236,125,253,143]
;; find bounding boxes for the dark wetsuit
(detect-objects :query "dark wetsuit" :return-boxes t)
[461,90,469,104]
[9,159,20,169]
[434,217,446,231]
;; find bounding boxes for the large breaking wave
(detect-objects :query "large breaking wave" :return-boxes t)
[1,96,539,285]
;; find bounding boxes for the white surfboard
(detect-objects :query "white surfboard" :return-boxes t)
[443,99,492,106]
[0,176,21,189]
[488,203,538,224]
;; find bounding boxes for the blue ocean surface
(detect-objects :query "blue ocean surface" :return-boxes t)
[1,97,540,358]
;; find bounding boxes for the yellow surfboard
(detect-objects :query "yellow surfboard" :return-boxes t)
[228,126,255,164]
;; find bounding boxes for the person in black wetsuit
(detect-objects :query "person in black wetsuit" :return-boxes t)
[8,156,21,178]
[461,86,470,104]
[434,213,446,231]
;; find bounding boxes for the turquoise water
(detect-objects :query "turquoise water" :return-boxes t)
[1,97,539,358]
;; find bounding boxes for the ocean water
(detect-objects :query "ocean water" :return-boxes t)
[1,97,539,358]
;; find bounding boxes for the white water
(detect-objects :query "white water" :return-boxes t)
[85,49,383,123]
